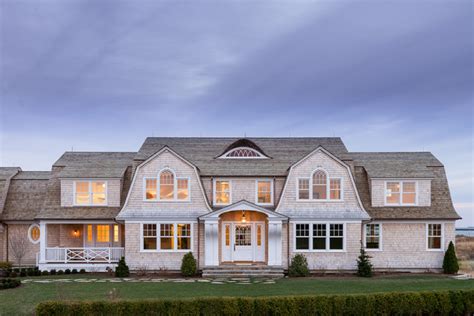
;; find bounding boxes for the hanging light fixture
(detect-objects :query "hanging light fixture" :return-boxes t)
[73,229,79,238]
[241,211,247,223]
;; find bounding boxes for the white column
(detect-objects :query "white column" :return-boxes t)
[267,220,282,266]
[39,222,47,263]
[204,220,219,266]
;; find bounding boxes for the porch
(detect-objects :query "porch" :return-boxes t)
[38,222,124,270]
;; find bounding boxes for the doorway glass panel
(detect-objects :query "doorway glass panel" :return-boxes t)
[235,225,252,246]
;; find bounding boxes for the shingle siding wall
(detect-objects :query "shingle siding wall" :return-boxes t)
[124,222,199,270]
[288,223,361,270]
[201,177,285,207]
[368,222,454,270]
[7,224,39,265]
[278,150,366,219]
[61,179,121,207]
[371,179,431,207]
[0,229,5,261]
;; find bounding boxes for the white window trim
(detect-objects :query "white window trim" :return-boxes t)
[363,223,383,251]
[255,179,274,206]
[213,179,232,206]
[295,169,344,202]
[140,221,194,252]
[73,180,108,206]
[143,168,191,202]
[384,180,418,206]
[426,223,444,252]
[218,147,268,159]
[293,222,346,253]
[28,223,41,244]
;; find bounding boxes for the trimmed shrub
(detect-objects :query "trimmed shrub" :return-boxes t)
[35,290,474,315]
[0,261,12,269]
[50,269,57,275]
[180,252,197,277]
[0,278,21,290]
[79,269,86,274]
[27,268,35,276]
[19,269,26,277]
[57,270,64,275]
[288,254,309,277]
[42,270,50,276]
[65,269,71,275]
[115,257,130,277]
[357,248,373,277]
[71,269,78,274]
[443,241,459,274]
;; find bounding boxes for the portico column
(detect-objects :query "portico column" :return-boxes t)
[39,222,47,263]
[267,220,283,266]
[204,220,219,266]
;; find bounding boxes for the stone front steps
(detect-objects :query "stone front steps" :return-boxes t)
[202,266,285,278]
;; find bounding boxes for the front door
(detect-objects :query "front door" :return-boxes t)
[233,224,253,261]
[221,222,265,262]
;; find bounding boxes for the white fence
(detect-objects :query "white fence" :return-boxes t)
[45,247,124,263]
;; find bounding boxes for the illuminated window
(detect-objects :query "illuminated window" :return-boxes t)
[28,224,40,244]
[365,224,380,249]
[143,224,157,250]
[160,224,174,250]
[74,181,107,205]
[298,178,310,200]
[214,180,231,205]
[177,179,189,200]
[160,171,174,200]
[385,181,417,205]
[312,170,327,200]
[177,224,191,250]
[96,225,110,242]
[220,147,267,159]
[257,225,262,246]
[87,225,93,242]
[427,224,442,250]
[257,180,273,204]
[225,225,230,246]
[113,225,119,242]
[145,179,157,200]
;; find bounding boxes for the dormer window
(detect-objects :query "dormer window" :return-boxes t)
[74,180,107,206]
[297,169,343,201]
[219,147,267,159]
[144,169,190,201]
[385,181,417,205]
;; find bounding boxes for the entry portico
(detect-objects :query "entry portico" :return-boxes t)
[200,200,287,267]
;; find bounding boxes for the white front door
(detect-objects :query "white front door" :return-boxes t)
[221,222,265,262]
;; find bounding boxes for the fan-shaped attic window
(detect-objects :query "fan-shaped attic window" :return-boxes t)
[220,147,267,159]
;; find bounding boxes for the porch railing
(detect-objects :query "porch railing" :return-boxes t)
[45,247,124,263]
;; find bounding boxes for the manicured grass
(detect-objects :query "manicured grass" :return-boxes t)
[0,275,472,315]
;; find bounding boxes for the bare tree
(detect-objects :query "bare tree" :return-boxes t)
[8,226,29,268]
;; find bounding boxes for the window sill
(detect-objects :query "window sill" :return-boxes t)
[293,249,346,253]
[426,248,444,252]
[365,248,382,252]
[142,199,191,203]
[140,249,192,253]
[296,199,344,203]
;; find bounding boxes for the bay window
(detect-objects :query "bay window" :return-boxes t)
[74,181,107,206]
[385,181,417,205]
[294,223,345,251]
[141,222,192,251]
[427,223,443,250]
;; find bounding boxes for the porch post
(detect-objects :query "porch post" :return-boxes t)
[267,220,282,266]
[39,222,47,263]
[204,220,219,266]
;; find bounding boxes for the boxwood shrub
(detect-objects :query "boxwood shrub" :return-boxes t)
[36,290,474,315]
[0,278,21,290]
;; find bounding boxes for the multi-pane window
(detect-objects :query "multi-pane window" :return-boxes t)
[257,225,262,246]
[96,225,110,242]
[295,223,345,251]
[257,180,272,204]
[143,224,157,250]
[177,224,191,250]
[142,223,192,251]
[215,180,231,204]
[295,224,310,250]
[144,170,189,201]
[113,224,120,242]
[365,224,380,249]
[385,181,417,205]
[297,171,342,201]
[312,170,327,199]
[223,147,266,158]
[298,179,310,200]
[235,225,252,246]
[74,181,107,205]
[427,224,442,250]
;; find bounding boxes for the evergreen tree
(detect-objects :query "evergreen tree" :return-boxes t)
[357,248,373,277]
[288,254,309,277]
[443,241,459,274]
[181,252,197,277]
[115,257,130,277]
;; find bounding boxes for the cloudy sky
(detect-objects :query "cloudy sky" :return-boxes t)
[0,0,472,226]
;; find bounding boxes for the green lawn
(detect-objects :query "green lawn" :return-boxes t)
[0,275,472,315]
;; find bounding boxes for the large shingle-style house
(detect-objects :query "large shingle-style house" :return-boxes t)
[0,137,460,275]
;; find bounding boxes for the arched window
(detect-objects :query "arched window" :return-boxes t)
[160,170,174,200]
[28,224,40,244]
[225,147,263,158]
[312,170,327,200]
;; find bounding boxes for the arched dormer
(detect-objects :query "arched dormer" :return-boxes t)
[218,139,269,159]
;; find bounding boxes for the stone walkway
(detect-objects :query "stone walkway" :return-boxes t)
[21,277,278,285]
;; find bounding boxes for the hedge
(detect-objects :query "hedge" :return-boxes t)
[36,290,474,315]
[0,278,21,290]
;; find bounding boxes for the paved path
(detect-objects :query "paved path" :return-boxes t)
[21,277,278,285]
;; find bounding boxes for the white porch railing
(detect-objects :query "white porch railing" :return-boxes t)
[45,247,124,263]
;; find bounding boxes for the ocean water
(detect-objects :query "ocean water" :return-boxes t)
[456,228,474,237]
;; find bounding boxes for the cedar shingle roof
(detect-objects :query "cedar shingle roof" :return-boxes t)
[135,137,349,176]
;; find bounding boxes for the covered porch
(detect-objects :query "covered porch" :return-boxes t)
[38,221,124,270]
